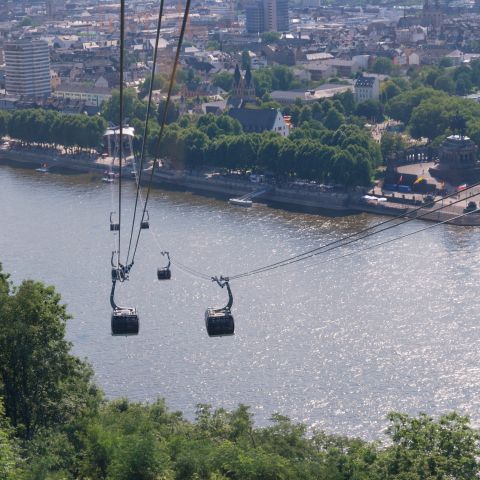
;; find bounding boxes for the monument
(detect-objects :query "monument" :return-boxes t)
[429,115,480,183]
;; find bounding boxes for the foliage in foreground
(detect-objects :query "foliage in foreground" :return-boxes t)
[0,264,479,479]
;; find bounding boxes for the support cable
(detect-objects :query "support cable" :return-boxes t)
[249,205,480,282]
[128,0,192,269]
[228,186,480,280]
[117,0,126,267]
[126,0,166,267]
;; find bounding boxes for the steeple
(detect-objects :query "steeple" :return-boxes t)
[234,64,241,86]
[245,64,252,86]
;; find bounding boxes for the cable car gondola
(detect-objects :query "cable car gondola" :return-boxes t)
[205,277,234,337]
[110,281,139,336]
[110,212,120,231]
[157,251,172,280]
[140,210,150,229]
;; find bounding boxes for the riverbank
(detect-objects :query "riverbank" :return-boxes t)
[2,147,480,225]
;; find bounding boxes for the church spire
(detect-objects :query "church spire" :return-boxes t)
[234,64,241,86]
[245,64,252,86]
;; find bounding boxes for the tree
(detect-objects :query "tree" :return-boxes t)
[0,399,20,479]
[385,87,443,124]
[261,31,281,44]
[330,150,355,185]
[271,65,295,90]
[383,412,480,479]
[0,111,10,138]
[0,265,100,440]
[157,100,179,125]
[138,74,166,99]
[409,100,450,140]
[101,88,147,123]
[324,108,345,130]
[381,132,406,162]
[372,57,393,75]
[439,57,454,68]
[212,72,234,92]
[253,69,273,98]
[334,90,356,114]
[455,73,472,96]
[355,100,384,122]
[434,75,455,94]
[381,80,401,102]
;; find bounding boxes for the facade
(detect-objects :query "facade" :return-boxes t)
[46,0,66,18]
[354,76,380,103]
[271,84,353,105]
[52,82,112,107]
[245,0,289,33]
[228,107,290,136]
[274,0,289,32]
[245,1,265,34]
[5,40,51,98]
[230,64,256,104]
[423,0,443,31]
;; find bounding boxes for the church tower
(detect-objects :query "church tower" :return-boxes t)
[423,0,443,31]
[230,64,256,104]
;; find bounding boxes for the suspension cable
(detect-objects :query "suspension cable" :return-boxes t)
[126,0,166,267]
[117,0,126,267]
[228,184,480,281]
[247,204,480,282]
[146,182,480,283]
[128,0,192,268]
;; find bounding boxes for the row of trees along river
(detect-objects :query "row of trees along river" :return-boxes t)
[0,92,380,187]
[1,264,479,479]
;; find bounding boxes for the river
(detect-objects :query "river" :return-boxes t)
[1,163,480,440]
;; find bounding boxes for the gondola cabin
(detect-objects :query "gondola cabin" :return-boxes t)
[111,307,139,336]
[205,308,234,337]
[157,267,171,280]
[141,211,150,229]
[110,212,120,231]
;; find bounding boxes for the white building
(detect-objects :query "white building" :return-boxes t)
[53,82,111,107]
[228,108,290,136]
[354,76,380,103]
[5,39,51,98]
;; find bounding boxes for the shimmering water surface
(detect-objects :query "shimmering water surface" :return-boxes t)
[1,163,480,440]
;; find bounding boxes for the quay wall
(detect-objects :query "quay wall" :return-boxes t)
[1,149,478,225]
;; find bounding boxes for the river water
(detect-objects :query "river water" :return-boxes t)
[1,163,480,440]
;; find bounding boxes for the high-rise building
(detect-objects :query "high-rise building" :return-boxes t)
[46,0,66,18]
[275,0,289,32]
[245,0,289,33]
[245,1,265,34]
[5,39,51,98]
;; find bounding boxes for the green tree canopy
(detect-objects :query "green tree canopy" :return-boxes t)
[101,88,147,123]
[372,57,393,75]
[0,264,100,440]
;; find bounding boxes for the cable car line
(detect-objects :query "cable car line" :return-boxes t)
[109,0,141,336]
[126,0,165,268]
[228,186,480,281]
[142,182,480,285]
[257,204,480,281]
[116,0,126,267]
[127,0,192,272]
[164,184,480,283]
